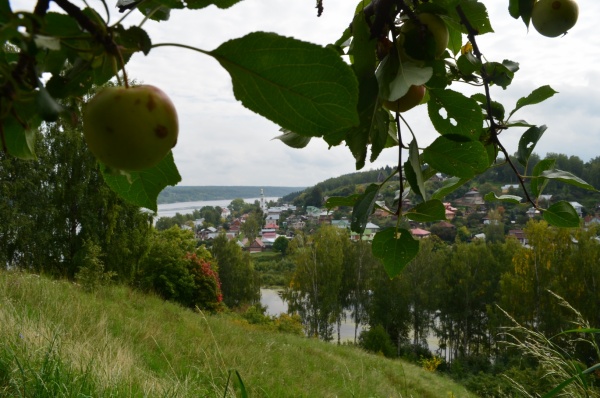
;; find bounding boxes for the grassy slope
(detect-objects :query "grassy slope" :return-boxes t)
[0,271,476,398]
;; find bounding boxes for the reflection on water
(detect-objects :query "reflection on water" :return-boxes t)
[260,288,364,342]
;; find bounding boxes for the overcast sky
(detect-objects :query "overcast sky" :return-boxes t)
[12,0,600,187]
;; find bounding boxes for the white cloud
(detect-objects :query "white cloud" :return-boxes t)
[10,0,600,186]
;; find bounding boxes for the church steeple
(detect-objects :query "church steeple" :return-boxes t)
[260,188,266,212]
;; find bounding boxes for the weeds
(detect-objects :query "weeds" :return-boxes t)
[499,290,600,397]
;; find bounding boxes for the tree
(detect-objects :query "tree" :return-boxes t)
[0,115,152,280]
[240,211,262,241]
[210,233,260,308]
[286,225,346,341]
[2,1,596,278]
[272,236,289,257]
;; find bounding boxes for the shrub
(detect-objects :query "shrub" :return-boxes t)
[75,239,116,292]
[359,325,396,358]
[273,313,304,335]
[186,252,223,312]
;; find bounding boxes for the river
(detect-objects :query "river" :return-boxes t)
[260,288,364,343]
[156,197,280,218]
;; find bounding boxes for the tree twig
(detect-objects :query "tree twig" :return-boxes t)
[455,5,538,209]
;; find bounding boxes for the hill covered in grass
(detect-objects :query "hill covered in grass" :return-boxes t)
[0,271,476,397]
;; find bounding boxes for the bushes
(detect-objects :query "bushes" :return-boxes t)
[138,227,222,311]
[359,325,396,358]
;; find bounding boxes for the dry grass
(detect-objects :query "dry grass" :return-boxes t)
[0,270,476,397]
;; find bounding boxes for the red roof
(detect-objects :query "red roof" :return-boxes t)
[410,228,431,237]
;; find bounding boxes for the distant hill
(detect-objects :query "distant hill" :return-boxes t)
[282,166,395,203]
[158,186,306,204]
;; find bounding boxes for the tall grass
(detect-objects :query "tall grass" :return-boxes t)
[0,270,475,397]
[499,291,600,398]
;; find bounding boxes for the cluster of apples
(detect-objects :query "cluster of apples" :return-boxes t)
[382,13,449,114]
[83,85,179,172]
[531,0,579,37]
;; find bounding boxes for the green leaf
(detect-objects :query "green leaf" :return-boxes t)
[210,32,359,138]
[509,85,558,119]
[484,192,522,204]
[457,52,481,75]
[517,125,547,167]
[445,19,463,56]
[3,116,37,160]
[540,170,598,191]
[505,119,534,128]
[431,176,470,200]
[343,13,379,168]
[449,0,494,34]
[369,106,391,162]
[114,25,152,56]
[426,59,450,89]
[325,194,360,209]
[343,74,378,169]
[351,184,380,234]
[100,152,181,212]
[372,228,420,278]
[132,0,183,21]
[543,201,580,228]
[508,0,520,19]
[376,54,432,101]
[541,363,600,398]
[408,139,426,200]
[509,0,535,27]
[483,61,517,89]
[531,158,555,197]
[0,1,12,24]
[427,89,483,139]
[272,129,311,149]
[471,93,505,121]
[423,136,489,178]
[405,200,446,222]
[186,0,243,9]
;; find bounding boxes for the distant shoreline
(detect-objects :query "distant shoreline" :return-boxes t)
[156,196,281,218]
[157,185,305,205]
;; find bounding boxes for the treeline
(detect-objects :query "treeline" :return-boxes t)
[283,223,600,395]
[282,154,600,213]
[282,166,395,205]
[1,119,260,312]
[158,186,304,204]
[0,121,151,281]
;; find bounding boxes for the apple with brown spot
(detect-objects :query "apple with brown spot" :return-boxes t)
[83,85,179,171]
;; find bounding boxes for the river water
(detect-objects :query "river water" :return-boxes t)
[156,197,280,218]
[260,288,364,343]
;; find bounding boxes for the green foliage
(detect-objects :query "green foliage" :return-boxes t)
[272,236,289,256]
[0,118,152,281]
[138,227,222,310]
[0,271,475,397]
[359,325,396,358]
[3,0,597,268]
[75,239,116,293]
[286,225,348,341]
[210,234,260,308]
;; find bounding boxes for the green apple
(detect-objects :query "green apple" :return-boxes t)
[382,85,426,113]
[83,85,179,171]
[399,13,449,61]
[532,0,579,38]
